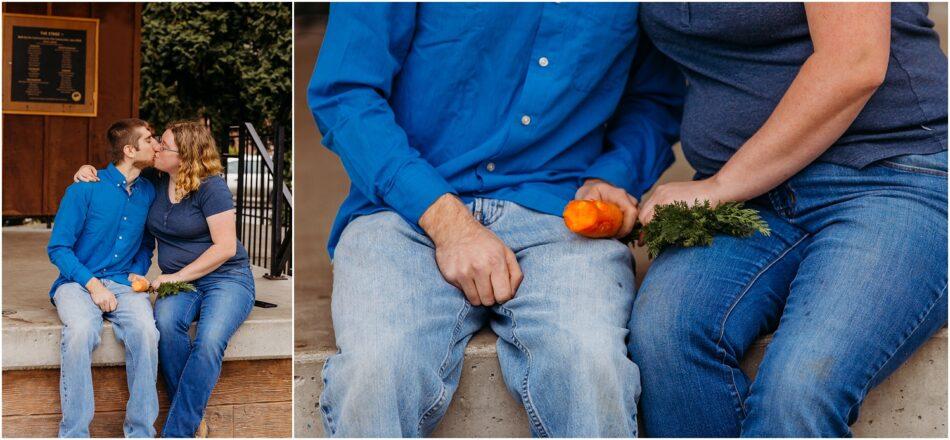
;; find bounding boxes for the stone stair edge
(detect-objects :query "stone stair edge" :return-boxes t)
[293,327,949,365]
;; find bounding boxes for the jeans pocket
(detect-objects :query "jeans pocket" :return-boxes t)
[878,151,948,177]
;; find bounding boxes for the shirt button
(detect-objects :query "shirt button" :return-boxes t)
[486,162,496,172]
[114,254,118,258]
[123,217,127,221]
[521,115,532,126]
[118,236,123,240]
[538,57,549,67]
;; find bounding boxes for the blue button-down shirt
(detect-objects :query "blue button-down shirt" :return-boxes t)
[310,3,685,257]
[47,164,156,299]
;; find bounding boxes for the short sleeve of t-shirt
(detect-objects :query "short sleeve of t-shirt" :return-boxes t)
[195,176,234,218]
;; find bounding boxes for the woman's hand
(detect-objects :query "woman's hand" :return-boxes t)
[73,165,99,182]
[639,177,736,226]
[150,273,183,291]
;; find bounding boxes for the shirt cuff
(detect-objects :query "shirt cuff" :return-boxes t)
[130,261,150,278]
[384,160,456,227]
[73,267,95,289]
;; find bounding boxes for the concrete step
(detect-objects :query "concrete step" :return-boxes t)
[1,227,294,436]
[2,228,293,369]
[294,327,947,437]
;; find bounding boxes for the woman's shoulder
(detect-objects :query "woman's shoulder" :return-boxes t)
[200,174,228,188]
[195,174,232,199]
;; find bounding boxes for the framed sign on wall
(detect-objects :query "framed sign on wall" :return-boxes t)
[2,13,99,117]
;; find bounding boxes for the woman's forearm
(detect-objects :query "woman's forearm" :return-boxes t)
[172,243,236,282]
[712,53,884,202]
[711,4,890,202]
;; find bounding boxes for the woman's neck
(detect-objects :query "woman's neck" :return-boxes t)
[166,170,180,202]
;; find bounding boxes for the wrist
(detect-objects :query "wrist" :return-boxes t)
[581,178,606,187]
[85,277,102,291]
[419,193,474,246]
[707,173,745,203]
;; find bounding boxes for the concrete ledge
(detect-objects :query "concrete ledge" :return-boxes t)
[294,328,948,438]
[2,228,292,370]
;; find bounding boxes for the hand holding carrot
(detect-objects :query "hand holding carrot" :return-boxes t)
[129,273,150,292]
[564,198,770,258]
[573,179,639,239]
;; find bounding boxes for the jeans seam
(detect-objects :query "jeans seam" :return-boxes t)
[319,352,339,436]
[417,302,471,433]
[160,293,202,435]
[715,232,810,418]
[844,283,948,421]
[497,305,551,437]
[878,160,949,177]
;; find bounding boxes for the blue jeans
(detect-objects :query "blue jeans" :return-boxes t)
[154,267,255,437]
[322,199,640,437]
[629,151,948,437]
[54,280,160,438]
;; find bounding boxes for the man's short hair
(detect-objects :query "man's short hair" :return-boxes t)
[107,118,150,164]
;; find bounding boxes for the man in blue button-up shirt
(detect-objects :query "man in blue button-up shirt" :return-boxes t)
[309,4,684,436]
[47,119,161,437]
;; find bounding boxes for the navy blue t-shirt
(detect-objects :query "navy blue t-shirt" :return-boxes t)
[641,3,948,178]
[147,174,250,275]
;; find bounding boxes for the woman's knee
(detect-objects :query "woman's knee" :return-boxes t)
[192,329,231,359]
[628,279,718,364]
[154,311,189,336]
[743,340,863,434]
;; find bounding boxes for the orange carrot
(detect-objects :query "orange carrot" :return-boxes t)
[563,199,624,238]
[132,278,150,292]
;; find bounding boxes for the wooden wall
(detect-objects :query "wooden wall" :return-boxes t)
[2,2,141,217]
[3,359,292,437]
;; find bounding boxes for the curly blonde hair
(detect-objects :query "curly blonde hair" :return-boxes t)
[167,120,223,200]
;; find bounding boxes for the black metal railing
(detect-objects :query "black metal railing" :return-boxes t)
[220,123,292,278]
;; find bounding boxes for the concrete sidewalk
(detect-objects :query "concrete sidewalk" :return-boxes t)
[2,226,293,369]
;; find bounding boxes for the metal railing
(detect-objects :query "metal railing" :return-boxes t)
[220,123,292,278]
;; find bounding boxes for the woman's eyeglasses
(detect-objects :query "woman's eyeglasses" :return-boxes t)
[153,135,179,154]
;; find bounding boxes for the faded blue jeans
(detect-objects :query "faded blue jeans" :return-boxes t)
[54,280,160,438]
[629,151,949,437]
[321,199,640,437]
[154,266,255,437]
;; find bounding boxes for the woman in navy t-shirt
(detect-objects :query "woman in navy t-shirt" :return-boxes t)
[148,120,255,437]
[628,4,947,437]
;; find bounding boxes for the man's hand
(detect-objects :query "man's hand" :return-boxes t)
[73,165,99,182]
[420,194,523,307]
[86,278,117,312]
[575,179,639,238]
[128,273,150,292]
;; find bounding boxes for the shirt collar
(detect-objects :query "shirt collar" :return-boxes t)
[102,163,141,190]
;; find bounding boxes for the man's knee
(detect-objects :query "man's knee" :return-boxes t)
[62,320,102,351]
[334,341,440,388]
[123,320,160,352]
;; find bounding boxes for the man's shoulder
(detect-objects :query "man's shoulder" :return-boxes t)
[62,180,97,198]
